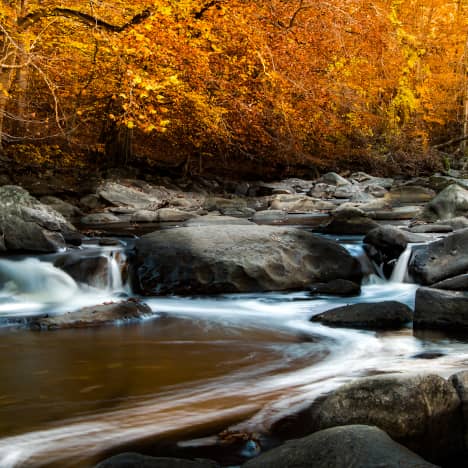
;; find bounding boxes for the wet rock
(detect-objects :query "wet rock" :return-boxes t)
[368,206,422,220]
[54,253,110,288]
[307,279,361,297]
[40,196,83,221]
[251,210,288,224]
[80,193,105,210]
[422,184,468,221]
[414,287,468,331]
[243,425,438,468]
[129,225,362,295]
[311,301,412,330]
[408,228,468,284]
[284,374,463,465]
[408,223,453,233]
[0,185,77,253]
[81,212,122,225]
[95,453,219,468]
[386,185,436,204]
[30,300,152,330]
[319,206,379,235]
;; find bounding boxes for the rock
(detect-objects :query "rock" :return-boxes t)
[386,186,436,204]
[30,300,152,329]
[97,180,171,210]
[54,253,112,288]
[320,172,351,186]
[319,207,379,235]
[129,225,362,295]
[408,228,468,284]
[0,185,77,253]
[248,182,296,197]
[95,453,219,468]
[81,212,122,224]
[204,197,253,217]
[40,196,83,221]
[157,208,196,222]
[308,279,361,296]
[130,210,159,223]
[446,216,468,230]
[450,370,468,450]
[408,223,453,233]
[309,183,336,199]
[368,206,422,220]
[243,425,438,468]
[350,172,394,189]
[289,374,463,465]
[364,226,428,275]
[428,174,468,192]
[252,210,288,224]
[430,274,468,290]
[414,287,468,331]
[423,184,468,221]
[311,301,412,330]
[80,193,106,210]
[183,215,254,226]
[364,183,388,198]
[270,195,321,212]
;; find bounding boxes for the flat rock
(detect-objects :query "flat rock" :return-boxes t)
[183,215,254,226]
[311,301,412,330]
[81,212,122,224]
[368,206,422,220]
[243,425,437,468]
[430,273,468,290]
[30,300,152,330]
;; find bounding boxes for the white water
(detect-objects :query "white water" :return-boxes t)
[0,242,466,466]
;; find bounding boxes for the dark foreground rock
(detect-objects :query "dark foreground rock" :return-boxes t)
[318,207,379,235]
[95,453,219,468]
[450,370,468,450]
[243,425,437,468]
[430,273,468,290]
[408,228,468,285]
[414,287,468,331]
[311,301,412,330]
[129,226,362,295]
[273,374,463,465]
[0,185,79,252]
[308,279,361,297]
[30,300,152,329]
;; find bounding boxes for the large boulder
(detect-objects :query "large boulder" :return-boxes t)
[422,184,468,221]
[30,299,152,329]
[129,226,362,295]
[0,185,78,252]
[276,374,462,465]
[311,301,412,330]
[54,252,110,288]
[318,206,379,235]
[95,453,219,468]
[243,425,437,468]
[408,228,468,285]
[414,287,468,331]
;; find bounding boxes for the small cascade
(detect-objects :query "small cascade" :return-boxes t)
[390,245,413,283]
[105,250,128,293]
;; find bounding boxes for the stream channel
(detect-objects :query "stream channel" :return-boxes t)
[0,229,467,467]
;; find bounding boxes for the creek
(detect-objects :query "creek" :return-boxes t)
[0,235,467,467]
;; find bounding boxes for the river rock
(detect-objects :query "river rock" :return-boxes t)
[129,226,362,295]
[251,210,288,224]
[291,374,463,464]
[414,287,468,331]
[386,185,436,204]
[95,453,219,468]
[81,212,122,225]
[430,274,468,290]
[98,180,170,210]
[309,182,336,199]
[308,279,361,296]
[311,301,412,330]
[422,184,468,221]
[54,253,110,288]
[350,172,394,189]
[270,195,321,212]
[0,185,78,252]
[408,223,453,233]
[183,215,254,226]
[243,425,438,468]
[318,206,379,235]
[319,172,351,186]
[408,228,468,284]
[30,299,152,330]
[368,206,422,220]
[40,196,84,221]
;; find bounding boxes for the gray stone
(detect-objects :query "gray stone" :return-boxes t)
[320,172,351,186]
[369,206,422,220]
[408,228,468,284]
[311,301,412,330]
[129,225,362,295]
[183,215,254,226]
[386,186,436,204]
[54,253,110,288]
[81,212,121,225]
[409,223,453,234]
[414,287,468,330]
[270,195,320,212]
[319,207,379,235]
[40,196,83,221]
[243,425,437,468]
[252,210,288,224]
[431,273,468,290]
[423,184,468,221]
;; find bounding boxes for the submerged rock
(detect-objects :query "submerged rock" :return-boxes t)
[129,225,362,295]
[30,299,152,330]
[311,301,412,330]
[243,425,437,468]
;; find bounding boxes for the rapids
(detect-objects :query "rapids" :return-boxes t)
[0,237,467,467]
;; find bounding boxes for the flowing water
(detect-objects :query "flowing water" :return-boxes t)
[0,237,467,467]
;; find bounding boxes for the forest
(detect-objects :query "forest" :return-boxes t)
[1,0,468,177]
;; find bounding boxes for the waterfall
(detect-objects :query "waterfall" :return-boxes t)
[390,245,413,283]
[105,250,128,293]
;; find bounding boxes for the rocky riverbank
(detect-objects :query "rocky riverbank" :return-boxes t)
[1,168,468,466]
